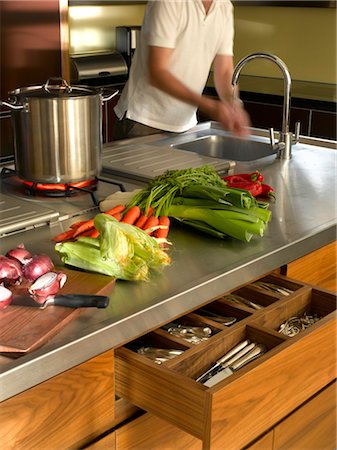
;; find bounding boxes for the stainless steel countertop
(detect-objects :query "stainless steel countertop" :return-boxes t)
[0,127,336,402]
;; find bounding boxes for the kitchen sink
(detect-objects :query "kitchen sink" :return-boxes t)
[151,126,277,162]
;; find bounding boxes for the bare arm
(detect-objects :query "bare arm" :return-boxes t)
[148,46,250,136]
[213,54,236,102]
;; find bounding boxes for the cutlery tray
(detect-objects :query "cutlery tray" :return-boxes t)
[115,274,336,449]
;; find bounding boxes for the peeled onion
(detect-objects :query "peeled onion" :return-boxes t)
[6,244,32,266]
[0,284,13,310]
[0,255,23,285]
[23,254,54,282]
[29,271,67,302]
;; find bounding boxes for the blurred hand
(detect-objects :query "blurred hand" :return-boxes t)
[204,98,251,137]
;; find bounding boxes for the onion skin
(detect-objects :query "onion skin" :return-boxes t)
[23,254,54,282]
[6,244,32,266]
[29,271,67,302]
[0,255,23,286]
[0,285,13,310]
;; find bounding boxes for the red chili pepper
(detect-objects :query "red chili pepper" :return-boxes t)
[225,179,263,197]
[260,183,276,199]
[224,171,264,183]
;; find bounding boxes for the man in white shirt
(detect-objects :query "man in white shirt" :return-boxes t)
[114,0,250,139]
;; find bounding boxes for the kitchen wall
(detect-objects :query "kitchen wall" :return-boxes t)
[69,3,336,85]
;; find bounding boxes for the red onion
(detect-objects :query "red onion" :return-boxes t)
[23,254,54,282]
[6,244,32,266]
[0,255,23,285]
[0,284,13,310]
[29,271,67,302]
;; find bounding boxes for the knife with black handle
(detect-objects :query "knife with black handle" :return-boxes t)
[12,294,110,309]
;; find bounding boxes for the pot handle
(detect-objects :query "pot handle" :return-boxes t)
[100,87,119,103]
[0,100,24,110]
[44,77,72,94]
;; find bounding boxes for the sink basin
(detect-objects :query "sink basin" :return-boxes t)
[172,135,276,161]
[151,128,277,162]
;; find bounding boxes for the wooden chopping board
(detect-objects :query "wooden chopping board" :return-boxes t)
[0,267,115,356]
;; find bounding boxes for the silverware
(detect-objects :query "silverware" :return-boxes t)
[278,313,321,337]
[196,339,251,382]
[197,341,256,384]
[162,323,212,344]
[204,344,267,387]
[198,309,237,326]
[137,347,184,364]
[252,281,293,296]
[224,294,263,310]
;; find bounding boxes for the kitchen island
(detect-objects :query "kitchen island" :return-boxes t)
[0,126,336,449]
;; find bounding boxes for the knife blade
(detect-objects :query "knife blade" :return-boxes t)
[12,294,110,309]
[203,344,267,387]
[196,339,251,382]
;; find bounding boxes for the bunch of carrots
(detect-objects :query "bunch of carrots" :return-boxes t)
[52,205,170,244]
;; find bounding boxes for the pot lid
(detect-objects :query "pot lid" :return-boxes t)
[9,78,98,99]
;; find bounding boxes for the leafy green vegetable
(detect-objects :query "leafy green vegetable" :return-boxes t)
[126,165,272,243]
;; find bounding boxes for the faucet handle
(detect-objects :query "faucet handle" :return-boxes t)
[293,121,301,144]
[269,127,277,148]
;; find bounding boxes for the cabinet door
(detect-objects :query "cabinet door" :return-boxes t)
[0,350,115,449]
[273,381,337,450]
[286,241,337,291]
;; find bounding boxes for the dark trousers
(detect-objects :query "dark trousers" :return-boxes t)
[113,116,162,140]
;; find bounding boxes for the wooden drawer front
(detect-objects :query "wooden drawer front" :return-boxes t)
[274,381,337,450]
[85,431,116,449]
[246,430,273,450]
[115,275,336,449]
[1,350,115,450]
[115,413,202,450]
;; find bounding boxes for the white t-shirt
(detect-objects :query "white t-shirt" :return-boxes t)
[114,0,234,133]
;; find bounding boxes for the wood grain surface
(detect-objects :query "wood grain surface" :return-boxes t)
[273,381,337,450]
[287,241,337,291]
[0,267,115,355]
[0,350,115,450]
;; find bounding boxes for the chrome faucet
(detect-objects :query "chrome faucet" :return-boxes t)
[232,53,300,159]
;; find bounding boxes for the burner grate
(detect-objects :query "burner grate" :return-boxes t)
[0,169,127,207]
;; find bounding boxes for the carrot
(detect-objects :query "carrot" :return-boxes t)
[135,207,154,228]
[89,229,100,238]
[154,216,170,239]
[52,228,76,242]
[121,206,141,225]
[78,229,95,237]
[104,204,126,216]
[70,220,87,229]
[142,216,160,235]
[72,218,95,237]
[110,211,122,221]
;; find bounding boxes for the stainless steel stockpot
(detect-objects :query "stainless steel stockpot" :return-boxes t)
[1,78,118,184]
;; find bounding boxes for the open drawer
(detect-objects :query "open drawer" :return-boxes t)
[115,275,336,449]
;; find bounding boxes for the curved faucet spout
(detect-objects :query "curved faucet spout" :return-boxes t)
[232,53,299,159]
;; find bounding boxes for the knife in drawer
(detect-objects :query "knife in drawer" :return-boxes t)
[196,339,251,383]
[204,344,267,387]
